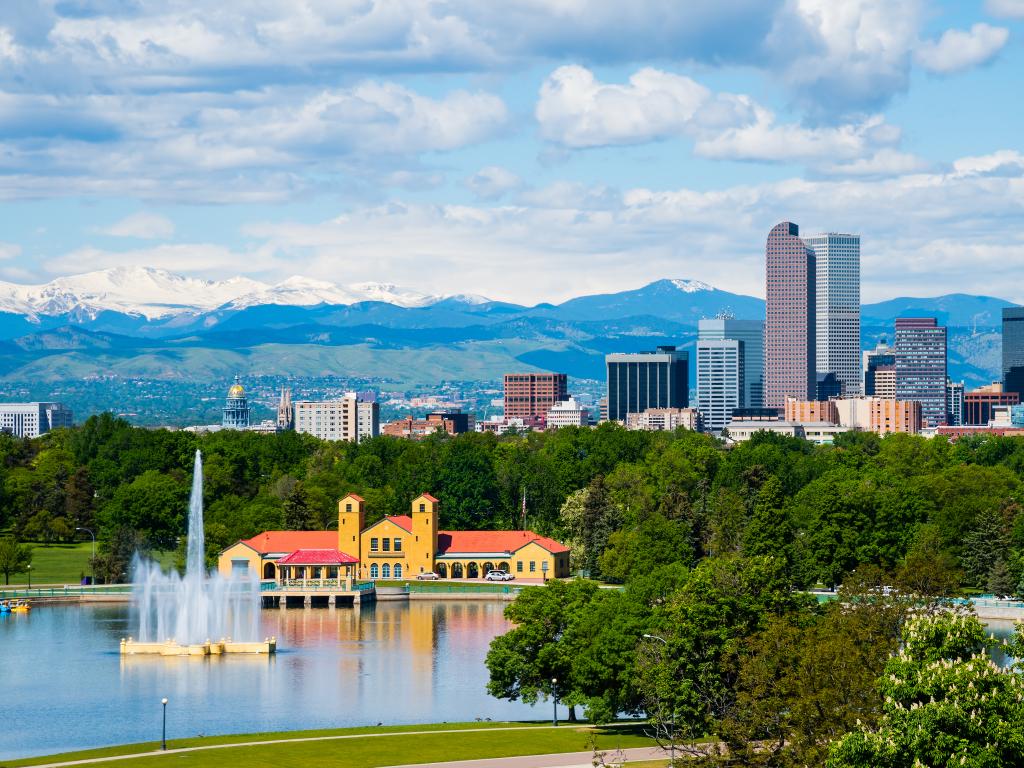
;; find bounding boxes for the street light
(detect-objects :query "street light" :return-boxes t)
[76,527,95,585]
[551,677,558,727]
[26,565,31,590]
[642,634,674,766]
[161,698,168,750]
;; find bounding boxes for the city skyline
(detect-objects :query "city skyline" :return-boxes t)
[0,3,1022,304]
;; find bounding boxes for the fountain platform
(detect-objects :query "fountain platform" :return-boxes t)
[120,637,276,656]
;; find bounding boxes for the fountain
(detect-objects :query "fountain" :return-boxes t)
[120,450,275,656]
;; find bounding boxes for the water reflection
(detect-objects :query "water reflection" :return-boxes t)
[0,600,539,760]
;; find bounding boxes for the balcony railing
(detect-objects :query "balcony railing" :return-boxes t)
[368,550,404,558]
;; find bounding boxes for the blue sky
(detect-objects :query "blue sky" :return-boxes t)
[0,0,1023,303]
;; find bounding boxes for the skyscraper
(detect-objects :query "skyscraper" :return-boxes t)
[697,339,744,434]
[805,232,861,395]
[503,373,568,425]
[697,318,764,408]
[1002,307,1024,397]
[764,222,816,410]
[605,346,688,422]
[895,318,948,427]
[863,339,896,397]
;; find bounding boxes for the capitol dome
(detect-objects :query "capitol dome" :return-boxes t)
[228,382,245,399]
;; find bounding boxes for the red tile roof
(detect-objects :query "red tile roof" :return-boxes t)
[240,531,336,554]
[342,493,365,502]
[419,493,439,503]
[277,548,358,565]
[437,530,569,555]
[385,515,413,532]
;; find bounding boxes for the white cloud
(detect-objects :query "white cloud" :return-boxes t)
[986,0,1024,19]
[0,242,21,260]
[102,212,175,239]
[952,150,1024,178]
[464,166,522,200]
[915,23,1009,75]
[46,243,280,277]
[817,149,932,177]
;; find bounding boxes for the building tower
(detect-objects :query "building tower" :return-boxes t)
[221,375,251,429]
[1002,307,1024,397]
[764,222,816,410]
[895,318,948,428]
[503,373,569,427]
[805,232,861,396]
[696,338,744,434]
[277,388,293,430]
[697,317,764,408]
[337,493,365,564]
[863,339,896,397]
[605,346,689,422]
[410,493,440,577]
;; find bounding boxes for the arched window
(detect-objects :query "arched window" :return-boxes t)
[370,563,379,579]
[436,563,448,578]
[467,562,479,579]
[498,561,509,573]
[394,563,403,579]
[382,563,391,578]
[482,562,494,575]
[263,562,276,579]
[452,562,463,579]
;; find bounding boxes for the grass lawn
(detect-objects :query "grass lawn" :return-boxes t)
[7,543,177,586]
[9,721,656,768]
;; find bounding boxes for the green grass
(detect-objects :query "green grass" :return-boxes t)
[8,721,656,768]
[7,543,176,586]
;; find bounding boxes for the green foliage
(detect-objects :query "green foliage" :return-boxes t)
[0,537,33,585]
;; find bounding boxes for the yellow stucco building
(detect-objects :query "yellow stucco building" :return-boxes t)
[218,492,571,582]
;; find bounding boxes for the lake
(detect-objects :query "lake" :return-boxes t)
[0,600,547,760]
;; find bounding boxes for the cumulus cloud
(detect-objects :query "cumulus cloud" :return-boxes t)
[464,166,522,200]
[952,150,1024,178]
[915,23,1009,74]
[986,0,1024,18]
[102,212,175,239]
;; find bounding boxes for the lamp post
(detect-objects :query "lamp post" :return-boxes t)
[76,527,95,584]
[26,565,31,590]
[161,698,168,750]
[551,677,558,727]
[643,634,674,766]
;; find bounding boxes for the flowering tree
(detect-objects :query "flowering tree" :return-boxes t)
[828,613,1024,767]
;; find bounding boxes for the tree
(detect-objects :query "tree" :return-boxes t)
[283,482,314,530]
[988,558,1015,598]
[893,523,961,601]
[0,538,32,585]
[579,477,622,579]
[98,470,188,550]
[828,613,1024,767]
[962,507,1011,587]
[91,526,151,584]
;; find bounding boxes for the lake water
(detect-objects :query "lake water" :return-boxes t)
[0,600,547,760]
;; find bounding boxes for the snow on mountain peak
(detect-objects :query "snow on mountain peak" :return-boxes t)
[670,279,714,293]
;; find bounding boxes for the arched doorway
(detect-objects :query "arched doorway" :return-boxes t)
[467,562,479,579]
[436,563,448,578]
[451,562,463,579]
[263,562,275,579]
[482,562,494,575]
[498,561,509,573]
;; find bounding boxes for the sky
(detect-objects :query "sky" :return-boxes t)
[0,0,1022,305]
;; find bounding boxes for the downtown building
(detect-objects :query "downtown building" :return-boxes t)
[503,372,568,427]
[0,401,73,438]
[696,338,744,434]
[605,346,688,422]
[294,393,379,443]
[764,222,816,411]
[805,233,861,396]
[863,340,897,398]
[895,318,948,428]
[1003,307,1024,397]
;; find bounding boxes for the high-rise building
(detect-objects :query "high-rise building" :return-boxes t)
[805,233,861,396]
[294,393,379,442]
[816,372,843,401]
[0,402,73,438]
[605,346,688,422]
[1002,307,1024,397]
[698,318,763,408]
[697,338,744,434]
[764,222,816,410]
[863,340,896,397]
[947,380,965,426]
[504,373,568,426]
[222,376,251,429]
[895,318,948,427]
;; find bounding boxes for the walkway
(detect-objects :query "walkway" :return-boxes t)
[379,746,670,767]
[21,724,664,768]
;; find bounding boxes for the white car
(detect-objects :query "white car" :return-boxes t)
[485,570,514,582]
[417,572,441,580]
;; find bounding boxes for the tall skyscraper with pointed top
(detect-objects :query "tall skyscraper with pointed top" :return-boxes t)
[764,222,816,410]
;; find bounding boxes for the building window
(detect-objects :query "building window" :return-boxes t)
[370,563,379,579]
[382,563,391,578]
[370,537,379,552]
[529,561,536,572]
[394,538,402,552]
[394,563,403,579]
[231,559,249,574]
[419,503,426,512]
[346,503,352,512]
[516,561,523,573]
[383,538,391,552]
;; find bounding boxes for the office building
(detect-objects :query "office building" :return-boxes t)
[805,232,861,396]
[816,372,843,400]
[895,318,948,428]
[294,393,379,442]
[222,376,251,429]
[963,383,1019,426]
[697,318,763,408]
[545,396,589,429]
[764,222,816,410]
[504,373,568,426]
[382,410,474,439]
[947,380,965,427]
[697,339,744,434]
[1003,308,1024,397]
[605,346,688,422]
[784,399,839,425]
[863,340,896,397]
[0,402,73,438]
[625,407,700,432]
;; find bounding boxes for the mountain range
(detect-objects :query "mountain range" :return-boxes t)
[0,267,1014,393]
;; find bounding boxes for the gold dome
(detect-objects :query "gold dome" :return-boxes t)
[228,382,245,399]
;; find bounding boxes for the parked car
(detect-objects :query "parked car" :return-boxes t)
[485,570,514,581]
[417,572,441,580]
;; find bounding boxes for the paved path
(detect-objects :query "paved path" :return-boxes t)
[22,725,664,768]
[379,746,670,767]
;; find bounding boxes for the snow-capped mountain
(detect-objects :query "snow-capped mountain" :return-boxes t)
[0,267,493,320]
